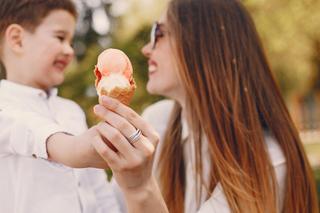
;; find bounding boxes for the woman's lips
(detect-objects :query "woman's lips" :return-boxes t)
[148,60,157,74]
[148,64,157,73]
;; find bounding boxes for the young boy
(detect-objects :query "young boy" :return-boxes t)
[0,0,120,212]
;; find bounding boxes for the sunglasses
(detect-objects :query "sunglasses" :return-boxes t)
[150,22,164,49]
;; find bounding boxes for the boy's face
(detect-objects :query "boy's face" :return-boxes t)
[21,10,76,90]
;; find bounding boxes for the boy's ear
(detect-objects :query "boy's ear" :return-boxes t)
[5,24,25,53]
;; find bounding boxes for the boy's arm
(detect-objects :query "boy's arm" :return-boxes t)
[0,108,108,168]
[0,109,68,159]
[46,127,109,169]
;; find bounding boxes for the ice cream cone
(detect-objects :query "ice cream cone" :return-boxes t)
[94,48,136,105]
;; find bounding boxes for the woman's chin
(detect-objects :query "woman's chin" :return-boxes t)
[146,83,160,95]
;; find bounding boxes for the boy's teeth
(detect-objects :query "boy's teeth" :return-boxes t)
[54,62,66,70]
[148,65,157,72]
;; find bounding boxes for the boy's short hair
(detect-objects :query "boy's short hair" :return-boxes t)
[0,0,77,76]
[0,0,77,43]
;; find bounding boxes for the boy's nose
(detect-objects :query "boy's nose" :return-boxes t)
[63,43,74,57]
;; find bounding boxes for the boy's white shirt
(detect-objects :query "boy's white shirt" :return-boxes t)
[0,80,120,213]
[112,99,286,213]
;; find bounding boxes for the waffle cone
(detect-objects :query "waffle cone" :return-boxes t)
[99,84,135,105]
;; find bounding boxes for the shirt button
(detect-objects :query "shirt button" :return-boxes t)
[32,154,37,158]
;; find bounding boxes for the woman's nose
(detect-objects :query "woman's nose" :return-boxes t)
[141,42,152,58]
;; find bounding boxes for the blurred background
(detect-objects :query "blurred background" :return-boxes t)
[1,0,320,201]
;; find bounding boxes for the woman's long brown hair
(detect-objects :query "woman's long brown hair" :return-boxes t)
[158,0,319,212]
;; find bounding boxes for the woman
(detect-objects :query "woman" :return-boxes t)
[92,0,319,212]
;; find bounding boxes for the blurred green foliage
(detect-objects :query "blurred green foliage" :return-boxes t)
[244,0,320,99]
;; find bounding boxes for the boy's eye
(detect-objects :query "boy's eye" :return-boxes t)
[56,36,65,42]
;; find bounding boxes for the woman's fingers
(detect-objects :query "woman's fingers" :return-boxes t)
[94,104,136,139]
[99,96,160,147]
[92,136,122,168]
[93,129,153,173]
[95,121,136,158]
[131,136,156,158]
[93,95,159,168]
[94,105,148,151]
[96,121,154,159]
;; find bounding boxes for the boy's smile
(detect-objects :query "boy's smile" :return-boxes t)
[5,10,76,91]
[53,57,71,72]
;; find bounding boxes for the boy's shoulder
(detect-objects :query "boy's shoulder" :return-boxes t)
[0,92,84,120]
[54,95,85,115]
[55,95,81,108]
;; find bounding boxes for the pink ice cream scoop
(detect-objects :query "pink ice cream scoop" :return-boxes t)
[94,48,136,105]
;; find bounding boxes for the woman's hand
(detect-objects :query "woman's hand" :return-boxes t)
[92,96,159,192]
[92,96,168,213]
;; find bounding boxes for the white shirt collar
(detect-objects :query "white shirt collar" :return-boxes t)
[0,80,58,99]
[181,117,189,141]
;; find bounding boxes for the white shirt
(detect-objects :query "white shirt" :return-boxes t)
[141,100,287,213]
[0,80,120,213]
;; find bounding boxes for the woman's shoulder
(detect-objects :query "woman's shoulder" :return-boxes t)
[141,99,175,135]
[142,99,175,119]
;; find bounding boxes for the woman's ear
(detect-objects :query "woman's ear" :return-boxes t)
[5,24,24,54]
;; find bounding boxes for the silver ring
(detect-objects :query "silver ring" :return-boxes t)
[128,129,142,144]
